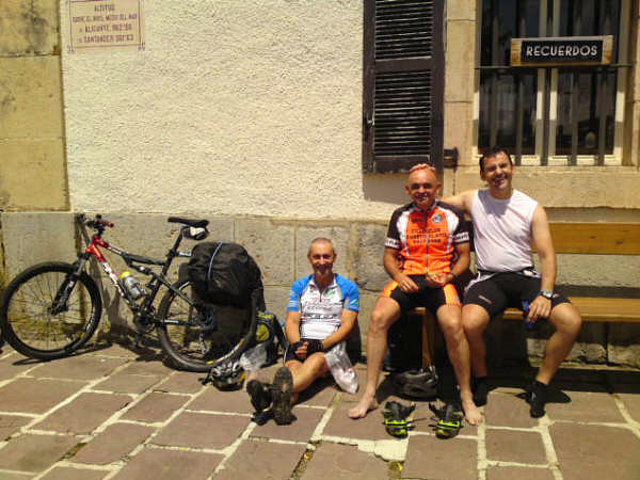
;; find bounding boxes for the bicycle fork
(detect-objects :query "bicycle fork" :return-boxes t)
[50,257,88,315]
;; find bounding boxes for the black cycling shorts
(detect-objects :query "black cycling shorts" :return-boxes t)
[382,275,460,316]
[463,272,569,318]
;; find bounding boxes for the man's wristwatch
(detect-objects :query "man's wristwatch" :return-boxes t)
[539,289,553,300]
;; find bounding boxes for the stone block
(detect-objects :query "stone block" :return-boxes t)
[555,254,640,288]
[445,21,476,103]
[152,411,250,449]
[1,212,75,276]
[485,430,547,464]
[263,285,290,319]
[487,467,555,480]
[109,448,222,480]
[546,391,625,423]
[0,378,85,414]
[0,433,77,473]
[215,440,306,480]
[72,423,154,465]
[0,0,59,55]
[0,139,67,210]
[447,0,476,21]
[444,102,474,168]
[235,218,294,286]
[0,56,62,137]
[564,323,607,364]
[303,442,388,480]
[352,223,388,292]
[608,323,640,368]
[40,466,108,480]
[249,405,324,443]
[294,224,350,279]
[404,435,477,479]
[121,392,189,423]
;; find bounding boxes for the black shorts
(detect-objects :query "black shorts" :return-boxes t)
[381,275,461,316]
[463,272,569,318]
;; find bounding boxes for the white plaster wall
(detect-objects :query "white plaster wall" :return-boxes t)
[60,0,413,220]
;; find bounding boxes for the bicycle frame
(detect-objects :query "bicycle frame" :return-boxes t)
[69,214,195,324]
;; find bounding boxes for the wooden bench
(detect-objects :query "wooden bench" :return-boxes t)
[414,222,640,365]
[501,222,640,323]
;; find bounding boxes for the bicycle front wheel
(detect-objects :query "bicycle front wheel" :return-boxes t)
[157,280,253,372]
[0,262,102,360]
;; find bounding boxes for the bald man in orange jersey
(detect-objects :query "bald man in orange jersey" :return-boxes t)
[349,164,481,425]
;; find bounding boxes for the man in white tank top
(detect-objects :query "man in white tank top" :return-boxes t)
[444,147,582,420]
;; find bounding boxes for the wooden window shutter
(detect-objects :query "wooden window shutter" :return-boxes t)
[363,0,445,173]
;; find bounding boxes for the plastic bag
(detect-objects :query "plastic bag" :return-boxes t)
[325,342,358,394]
[239,342,268,372]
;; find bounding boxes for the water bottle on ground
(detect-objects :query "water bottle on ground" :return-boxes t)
[325,342,359,394]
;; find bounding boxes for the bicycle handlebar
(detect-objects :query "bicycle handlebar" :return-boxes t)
[86,214,114,229]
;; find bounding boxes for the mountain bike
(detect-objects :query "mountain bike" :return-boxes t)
[0,214,259,372]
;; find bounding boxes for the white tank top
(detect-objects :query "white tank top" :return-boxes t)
[471,189,538,272]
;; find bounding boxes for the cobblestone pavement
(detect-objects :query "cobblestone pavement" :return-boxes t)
[0,344,638,480]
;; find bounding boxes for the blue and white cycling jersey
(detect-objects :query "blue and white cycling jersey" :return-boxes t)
[287,274,359,340]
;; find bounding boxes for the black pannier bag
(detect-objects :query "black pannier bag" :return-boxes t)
[188,242,265,310]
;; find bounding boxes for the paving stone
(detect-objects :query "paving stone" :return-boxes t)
[403,435,477,480]
[487,466,555,480]
[152,412,249,449]
[0,378,86,414]
[34,392,132,434]
[484,393,538,428]
[550,423,640,480]
[121,392,189,423]
[40,466,108,480]
[0,355,34,380]
[118,361,173,377]
[215,439,306,480]
[0,472,32,479]
[322,397,388,440]
[187,387,253,413]
[29,355,127,380]
[93,344,140,358]
[303,442,388,480]
[93,371,164,394]
[110,447,222,480]
[155,371,205,394]
[0,415,32,440]
[0,433,77,473]
[486,429,546,464]
[72,423,155,465]
[250,405,324,442]
[545,391,625,423]
[296,379,339,408]
[617,393,640,423]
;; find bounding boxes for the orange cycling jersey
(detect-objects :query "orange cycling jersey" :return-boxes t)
[385,201,469,276]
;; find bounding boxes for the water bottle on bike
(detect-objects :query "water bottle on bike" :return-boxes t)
[120,271,146,300]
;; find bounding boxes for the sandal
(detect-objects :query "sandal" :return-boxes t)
[382,401,415,439]
[429,402,463,439]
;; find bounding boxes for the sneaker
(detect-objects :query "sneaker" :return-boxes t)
[271,367,294,425]
[429,402,463,439]
[526,381,548,418]
[247,379,272,414]
[472,376,490,407]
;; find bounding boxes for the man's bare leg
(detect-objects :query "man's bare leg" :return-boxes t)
[348,297,401,419]
[437,304,482,425]
[536,303,582,385]
[286,353,330,397]
[462,304,491,378]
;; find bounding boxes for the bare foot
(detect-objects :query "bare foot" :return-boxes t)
[462,397,483,426]
[348,395,378,419]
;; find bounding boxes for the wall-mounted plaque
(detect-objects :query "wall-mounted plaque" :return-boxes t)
[67,0,144,52]
[511,36,613,67]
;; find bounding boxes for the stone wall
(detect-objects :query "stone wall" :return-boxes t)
[0,0,68,211]
[2,211,639,368]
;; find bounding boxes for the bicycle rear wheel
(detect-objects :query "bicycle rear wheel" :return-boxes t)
[157,280,253,372]
[0,262,102,360]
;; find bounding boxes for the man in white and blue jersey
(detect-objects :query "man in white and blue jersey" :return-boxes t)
[247,238,359,425]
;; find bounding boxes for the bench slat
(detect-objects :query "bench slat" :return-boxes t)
[503,297,640,323]
[545,223,640,255]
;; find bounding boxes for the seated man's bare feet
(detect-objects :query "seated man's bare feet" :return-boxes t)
[348,395,378,419]
[461,396,483,426]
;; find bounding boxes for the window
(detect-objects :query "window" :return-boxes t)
[362,0,445,173]
[478,0,630,166]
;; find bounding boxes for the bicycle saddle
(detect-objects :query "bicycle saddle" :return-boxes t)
[167,217,209,228]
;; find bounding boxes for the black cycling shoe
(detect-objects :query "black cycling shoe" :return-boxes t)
[526,381,548,418]
[271,367,295,425]
[472,376,490,407]
[247,379,272,414]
